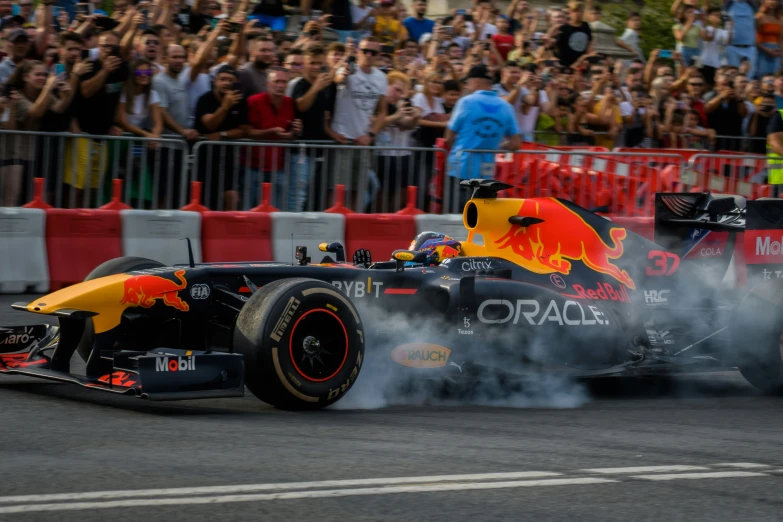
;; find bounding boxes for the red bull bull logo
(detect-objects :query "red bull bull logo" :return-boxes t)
[494,199,636,290]
[120,270,190,312]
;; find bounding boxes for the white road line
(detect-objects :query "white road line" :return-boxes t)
[632,471,768,481]
[0,478,618,515]
[0,472,562,504]
[713,463,771,469]
[581,466,710,474]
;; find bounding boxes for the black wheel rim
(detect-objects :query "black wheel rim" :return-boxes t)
[288,309,348,382]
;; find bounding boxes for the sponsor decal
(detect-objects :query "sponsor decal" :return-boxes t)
[270,297,301,342]
[120,270,189,312]
[331,279,383,298]
[190,284,210,299]
[744,230,783,264]
[495,198,635,289]
[461,259,494,272]
[646,250,680,276]
[565,282,630,303]
[326,351,363,400]
[458,317,473,335]
[757,236,783,256]
[682,230,728,259]
[644,290,670,306]
[550,274,567,289]
[762,268,783,280]
[449,361,465,372]
[155,356,196,372]
[0,326,34,346]
[477,299,608,326]
[390,343,451,368]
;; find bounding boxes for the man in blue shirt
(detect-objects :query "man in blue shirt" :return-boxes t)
[724,0,757,78]
[403,0,434,44]
[444,65,521,211]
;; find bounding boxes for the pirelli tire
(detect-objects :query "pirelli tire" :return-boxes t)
[76,256,166,363]
[731,282,783,395]
[233,278,365,410]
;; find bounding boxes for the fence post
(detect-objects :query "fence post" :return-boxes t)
[180,181,209,212]
[100,179,132,210]
[396,186,424,215]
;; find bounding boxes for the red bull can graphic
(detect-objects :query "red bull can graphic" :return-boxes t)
[493,199,636,290]
[120,270,190,312]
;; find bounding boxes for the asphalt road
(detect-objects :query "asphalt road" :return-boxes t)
[3,294,783,522]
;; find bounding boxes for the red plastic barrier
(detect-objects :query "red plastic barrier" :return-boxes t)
[201,211,273,262]
[345,214,417,261]
[45,209,123,290]
[612,216,655,241]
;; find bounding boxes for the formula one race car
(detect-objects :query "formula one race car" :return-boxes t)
[3,179,783,409]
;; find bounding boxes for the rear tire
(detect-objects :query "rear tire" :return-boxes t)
[732,284,783,394]
[76,256,165,363]
[233,278,365,410]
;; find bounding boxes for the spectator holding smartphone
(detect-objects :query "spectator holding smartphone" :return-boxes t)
[700,7,731,87]
[64,31,127,206]
[375,71,421,211]
[673,4,703,67]
[194,64,249,210]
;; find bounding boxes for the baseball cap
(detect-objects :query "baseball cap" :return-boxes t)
[8,28,29,43]
[466,64,493,80]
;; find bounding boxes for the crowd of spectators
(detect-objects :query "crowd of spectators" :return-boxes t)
[0,0,781,210]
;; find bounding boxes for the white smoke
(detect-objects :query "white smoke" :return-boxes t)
[330,304,590,410]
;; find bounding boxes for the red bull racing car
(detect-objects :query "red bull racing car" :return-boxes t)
[3,179,783,409]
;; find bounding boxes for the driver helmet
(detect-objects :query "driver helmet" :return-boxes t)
[407,231,463,265]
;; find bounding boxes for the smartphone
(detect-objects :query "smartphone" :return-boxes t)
[442,25,453,36]
[659,50,673,58]
[228,21,241,33]
[586,55,603,64]
[381,44,394,54]
[75,2,88,15]
[312,9,322,17]
[544,59,557,67]
[109,44,121,57]
[232,81,241,92]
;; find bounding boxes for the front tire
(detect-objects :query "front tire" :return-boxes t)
[233,278,365,410]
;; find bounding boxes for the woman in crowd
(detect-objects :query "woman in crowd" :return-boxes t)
[755,0,783,79]
[3,60,73,206]
[115,58,163,208]
[673,4,703,67]
[374,71,421,212]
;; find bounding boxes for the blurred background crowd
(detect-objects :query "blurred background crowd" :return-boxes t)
[0,0,778,211]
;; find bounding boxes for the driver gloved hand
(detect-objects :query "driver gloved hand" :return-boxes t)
[353,249,372,267]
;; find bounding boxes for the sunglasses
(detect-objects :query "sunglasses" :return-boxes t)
[135,69,153,76]
[689,82,704,86]
[361,48,379,56]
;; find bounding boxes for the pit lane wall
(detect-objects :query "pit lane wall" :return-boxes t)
[0,200,655,294]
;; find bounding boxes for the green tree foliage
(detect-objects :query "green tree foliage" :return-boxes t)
[600,0,680,56]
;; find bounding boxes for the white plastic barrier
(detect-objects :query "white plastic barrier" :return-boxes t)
[0,208,49,294]
[414,214,469,241]
[271,212,345,263]
[120,210,203,267]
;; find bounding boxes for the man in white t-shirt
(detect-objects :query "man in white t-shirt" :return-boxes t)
[330,37,388,211]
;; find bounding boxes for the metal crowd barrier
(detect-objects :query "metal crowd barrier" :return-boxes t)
[686,153,771,198]
[0,130,189,209]
[190,141,448,213]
